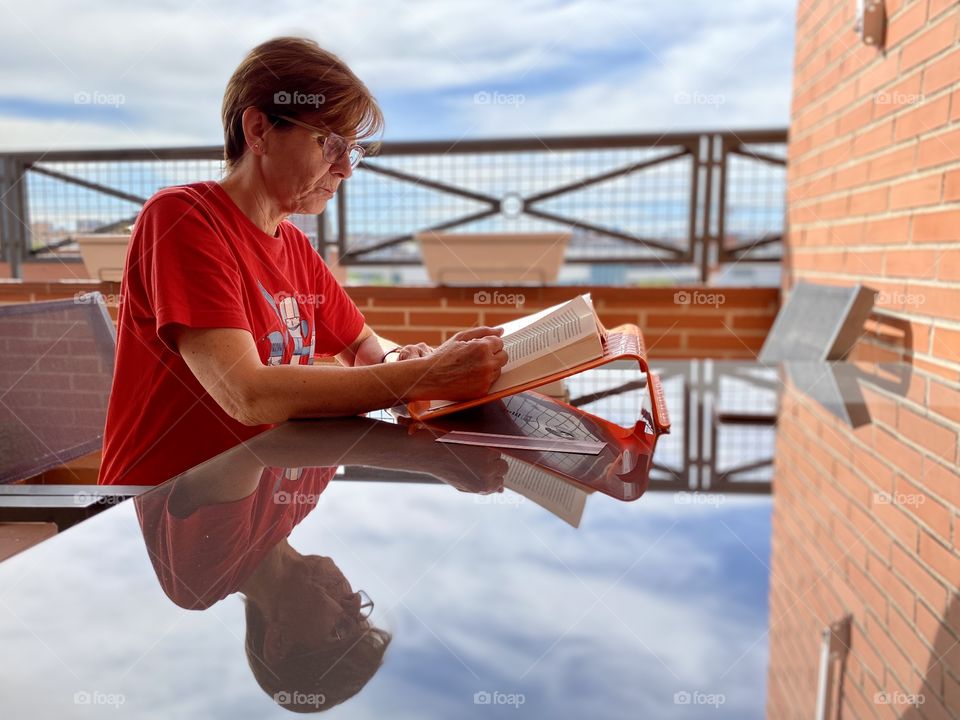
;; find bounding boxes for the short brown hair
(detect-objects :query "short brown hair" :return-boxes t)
[221,37,384,168]
[244,598,391,712]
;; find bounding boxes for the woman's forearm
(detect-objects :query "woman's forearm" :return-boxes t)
[247,358,433,423]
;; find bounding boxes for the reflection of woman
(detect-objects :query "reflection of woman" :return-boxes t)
[136,462,389,713]
[99,36,506,487]
[134,415,510,713]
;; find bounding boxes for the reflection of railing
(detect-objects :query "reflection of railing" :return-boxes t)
[0,129,786,280]
[666,361,777,494]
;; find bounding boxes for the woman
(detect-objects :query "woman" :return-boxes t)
[99,37,507,486]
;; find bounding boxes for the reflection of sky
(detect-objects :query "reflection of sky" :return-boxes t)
[0,481,770,719]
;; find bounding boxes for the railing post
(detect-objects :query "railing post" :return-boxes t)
[698,135,715,284]
[336,181,348,264]
[0,157,28,279]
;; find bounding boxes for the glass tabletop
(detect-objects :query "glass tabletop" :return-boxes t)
[0,359,954,719]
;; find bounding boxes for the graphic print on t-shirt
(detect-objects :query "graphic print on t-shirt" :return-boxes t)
[257,281,316,365]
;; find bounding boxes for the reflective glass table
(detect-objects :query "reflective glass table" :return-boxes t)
[0,360,955,719]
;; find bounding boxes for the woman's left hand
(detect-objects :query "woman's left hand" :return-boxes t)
[395,342,435,360]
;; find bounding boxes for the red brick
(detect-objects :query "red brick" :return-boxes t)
[837,99,876,136]
[921,46,960,94]
[917,126,960,169]
[873,72,925,119]
[868,554,916,618]
[869,145,917,181]
[900,12,959,70]
[894,93,952,141]
[869,615,916,686]
[895,474,952,541]
[913,208,960,243]
[863,214,912,243]
[408,311,483,327]
[918,531,960,584]
[897,405,958,463]
[854,118,895,155]
[927,378,960,425]
[884,248,940,279]
[645,312,723,329]
[889,172,944,209]
[849,187,890,215]
[361,309,407,327]
[874,494,921,551]
[892,542,949,610]
[932,326,960,365]
[380,329,444,346]
[876,427,926,479]
[858,53,902,94]
[907,282,960,323]
[886,0,929,47]
[945,169,960,202]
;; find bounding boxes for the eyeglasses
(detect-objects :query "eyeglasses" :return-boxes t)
[332,589,374,641]
[270,114,365,169]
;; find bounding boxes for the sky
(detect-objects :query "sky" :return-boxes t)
[0,0,798,151]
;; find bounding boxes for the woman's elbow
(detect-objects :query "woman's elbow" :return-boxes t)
[221,384,286,427]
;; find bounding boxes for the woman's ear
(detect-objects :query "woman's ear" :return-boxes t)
[241,107,272,155]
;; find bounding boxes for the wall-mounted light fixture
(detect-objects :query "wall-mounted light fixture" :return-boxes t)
[855,0,887,48]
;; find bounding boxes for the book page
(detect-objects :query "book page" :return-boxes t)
[502,455,588,528]
[499,294,598,372]
[424,294,603,411]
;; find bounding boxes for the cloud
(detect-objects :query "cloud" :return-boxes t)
[0,0,794,148]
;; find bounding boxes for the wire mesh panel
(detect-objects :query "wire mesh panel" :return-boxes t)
[720,140,786,264]
[22,157,321,258]
[341,144,695,265]
[1,129,786,280]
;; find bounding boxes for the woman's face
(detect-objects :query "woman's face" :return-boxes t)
[262,554,365,665]
[262,117,355,216]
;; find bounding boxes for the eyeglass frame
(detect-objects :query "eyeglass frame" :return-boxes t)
[331,588,374,641]
[267,113,366,169]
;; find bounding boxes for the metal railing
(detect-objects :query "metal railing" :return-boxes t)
[0,129,786,281]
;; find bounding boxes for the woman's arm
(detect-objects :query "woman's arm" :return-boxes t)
[336,324,435,366]
[335,324,397,366]
[172,325,505,425]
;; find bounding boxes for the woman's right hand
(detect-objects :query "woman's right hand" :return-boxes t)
[412,326,508,401]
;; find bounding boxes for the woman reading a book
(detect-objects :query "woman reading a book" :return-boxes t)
[98,37,507,487]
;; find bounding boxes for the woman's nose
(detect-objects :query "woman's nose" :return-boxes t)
[332,154,353,179]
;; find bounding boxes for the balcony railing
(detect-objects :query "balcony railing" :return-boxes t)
[0,129,786,282]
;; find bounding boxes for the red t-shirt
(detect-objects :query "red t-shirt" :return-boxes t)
[136,466,335,610]
[98,181,365,486]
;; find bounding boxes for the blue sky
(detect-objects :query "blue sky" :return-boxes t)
[0,0,798,150]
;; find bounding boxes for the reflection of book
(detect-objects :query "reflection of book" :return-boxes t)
[406,296,671,432]
[501,455,589,528]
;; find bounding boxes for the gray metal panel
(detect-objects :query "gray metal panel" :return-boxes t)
[0,293,116,483]
[759,282,876,363]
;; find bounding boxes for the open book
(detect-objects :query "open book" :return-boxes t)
[429,294,604,412]
[405,294,671,431]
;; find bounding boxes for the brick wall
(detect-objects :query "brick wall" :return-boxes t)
[347,286,777,360]
[787,0,960,379]
[0,281,780,360]
[770,0,960,717]
[768,370,959,719]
